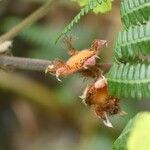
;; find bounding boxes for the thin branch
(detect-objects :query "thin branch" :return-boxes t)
[0,56,111,73]
[0,0,55,43]
[0,56,51,72]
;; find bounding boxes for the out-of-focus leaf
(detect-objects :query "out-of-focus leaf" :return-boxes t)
[73,0,113,13]
[93,0,112,14]
[113,116,136,150]
[127,112,150,150]
[113,112,150,150]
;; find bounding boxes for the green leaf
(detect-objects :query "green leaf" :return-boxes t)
[127,112,150,150]
[114,20,150,61]
[121,0,150,29]
[108,62,150,100]
[113,115,136,150]
[93,0,112,14]
[73,0,113,13]
[113,112,150,150]
[109,0,150,100]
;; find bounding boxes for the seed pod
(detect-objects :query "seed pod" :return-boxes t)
[80,77,123,127]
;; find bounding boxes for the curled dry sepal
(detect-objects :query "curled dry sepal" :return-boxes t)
[45,38,125,127]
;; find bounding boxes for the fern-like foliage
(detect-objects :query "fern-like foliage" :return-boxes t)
[55,0,108,43]
[120,0,150,29]
[108,62,150,99]
[114,20,150,61]
[108,0,150,100]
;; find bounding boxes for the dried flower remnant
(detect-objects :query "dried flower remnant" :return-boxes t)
[45,39,107,81]
[80,77,123,127]
[79,64,103,79]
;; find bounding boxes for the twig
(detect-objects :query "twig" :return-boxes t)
[0,56,51,72]
[0,56,111,72]
[0,0,55,43]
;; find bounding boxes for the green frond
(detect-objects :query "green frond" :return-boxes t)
[114,20,150,61]
[121,0,150,29]
[55,0,104,43]
[108,62,150,100]
[108,0,150,100]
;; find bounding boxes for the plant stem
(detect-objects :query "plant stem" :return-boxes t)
[0,56,51,72]
[0,56,111,72]
[0,0,55,43]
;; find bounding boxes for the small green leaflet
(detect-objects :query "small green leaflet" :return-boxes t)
[72,0,113,13]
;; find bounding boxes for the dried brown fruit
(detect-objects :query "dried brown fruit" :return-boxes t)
[45,39,107,81]
[80,77,123,127]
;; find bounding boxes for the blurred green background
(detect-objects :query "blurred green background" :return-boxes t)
[0,0,150,150]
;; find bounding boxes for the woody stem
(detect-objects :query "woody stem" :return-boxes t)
[0,55,111,73]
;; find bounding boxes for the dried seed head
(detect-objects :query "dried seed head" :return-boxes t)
[80,77,122,127]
